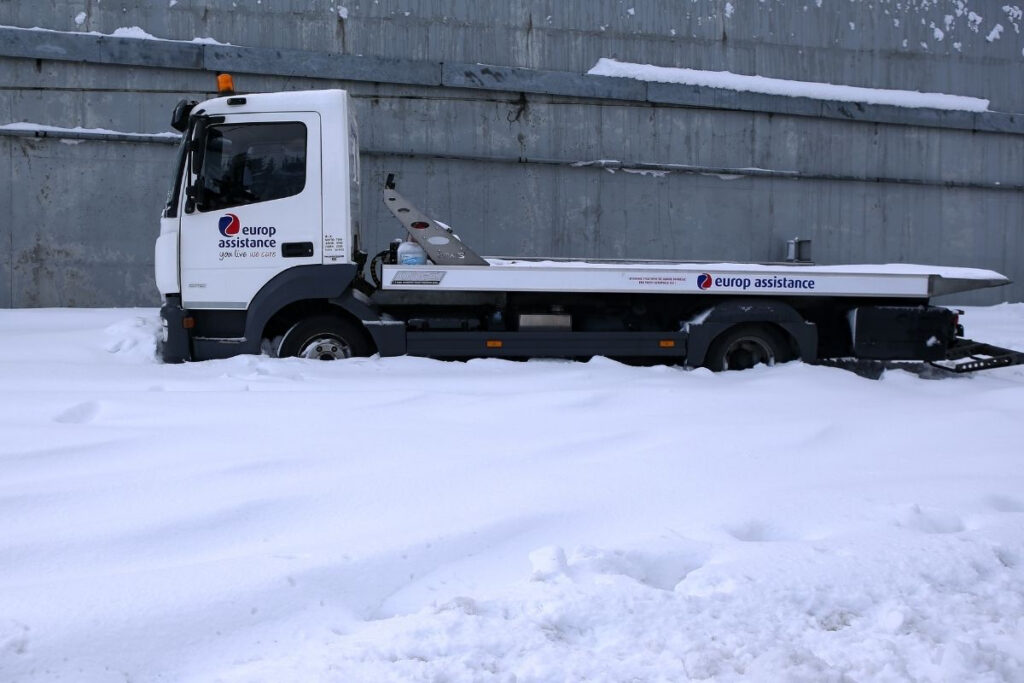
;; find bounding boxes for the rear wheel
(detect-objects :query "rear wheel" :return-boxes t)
[277,314,372,360]
[704,324,791,371]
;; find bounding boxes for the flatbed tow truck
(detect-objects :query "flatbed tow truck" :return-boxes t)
[155,84,1023,374]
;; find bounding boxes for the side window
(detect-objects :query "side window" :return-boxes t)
[197,122,306,212]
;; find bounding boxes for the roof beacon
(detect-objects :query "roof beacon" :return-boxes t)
[217,73,235,96]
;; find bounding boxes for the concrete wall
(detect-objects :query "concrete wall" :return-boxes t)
[12,1,1024,110]
[1,1,1022,307]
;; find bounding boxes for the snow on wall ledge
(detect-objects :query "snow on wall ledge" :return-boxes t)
[1,22,229,45]
[0,122,180,138]
[588,58,991,113]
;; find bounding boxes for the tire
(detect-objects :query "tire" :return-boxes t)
[704,324,791,372]
[277,314,373,360]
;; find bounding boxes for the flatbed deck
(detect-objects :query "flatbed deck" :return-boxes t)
[381,259,1008,299]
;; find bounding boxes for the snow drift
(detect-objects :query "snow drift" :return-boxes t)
[1,306,1022,681]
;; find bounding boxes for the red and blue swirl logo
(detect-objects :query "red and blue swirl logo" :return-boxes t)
[697,273,713,290]
[218,213,240,237]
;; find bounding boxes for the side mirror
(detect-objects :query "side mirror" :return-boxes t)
[184,119,207,214]
[170,99,196,132]
[189,118,209,176]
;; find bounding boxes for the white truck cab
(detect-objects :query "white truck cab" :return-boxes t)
[158,88,376,362]
[156,82,1021,374]
[158,88,359,295]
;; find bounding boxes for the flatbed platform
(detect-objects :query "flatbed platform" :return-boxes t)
[381,259,1008,299]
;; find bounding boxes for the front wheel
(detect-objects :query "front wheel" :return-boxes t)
[277,314,372,360]
[704,324,791,371]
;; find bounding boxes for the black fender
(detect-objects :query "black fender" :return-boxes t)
[243,263,407,357]
[238,264,359,355]
[686,298,818,367]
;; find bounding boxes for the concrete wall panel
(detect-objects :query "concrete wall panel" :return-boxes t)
[8,137,170,307]
[355,93,1024,189]
[0,137,11,308]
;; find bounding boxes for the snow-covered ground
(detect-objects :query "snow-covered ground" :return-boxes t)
[1,306,1023,682]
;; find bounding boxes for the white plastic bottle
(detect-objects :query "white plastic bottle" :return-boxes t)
[396,239,427,265]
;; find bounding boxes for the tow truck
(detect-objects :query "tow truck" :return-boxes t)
[155,79,1023,373]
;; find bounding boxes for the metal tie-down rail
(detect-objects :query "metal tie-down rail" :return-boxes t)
[930,339,1024,373]
[818,339,1024,379]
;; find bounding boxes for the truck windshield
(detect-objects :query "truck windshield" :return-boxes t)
[196,122,307,212]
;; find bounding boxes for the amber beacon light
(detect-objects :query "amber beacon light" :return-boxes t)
[217,73,235,95]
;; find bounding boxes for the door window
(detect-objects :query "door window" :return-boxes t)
[197,122,307,212]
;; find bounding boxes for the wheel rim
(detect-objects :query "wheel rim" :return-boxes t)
[722,336,775,370]
[298,335,353,360]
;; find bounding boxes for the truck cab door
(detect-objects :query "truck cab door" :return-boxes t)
[179,112,322,310]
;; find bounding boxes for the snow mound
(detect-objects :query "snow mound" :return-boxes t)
[0,306,1022,681]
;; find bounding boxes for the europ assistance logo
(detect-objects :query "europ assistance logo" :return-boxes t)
[697,273,713,290]
[216,213,278,251]
[218,213,241,237]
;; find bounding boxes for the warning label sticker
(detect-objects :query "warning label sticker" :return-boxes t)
[625,274,689,287]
